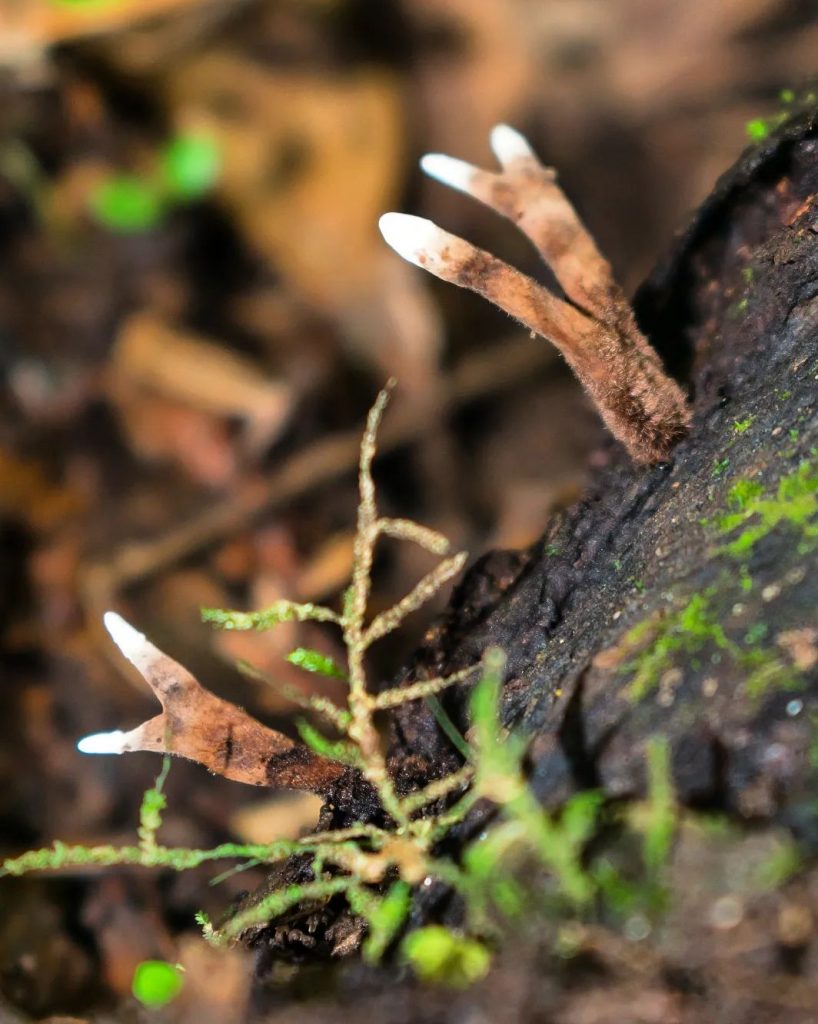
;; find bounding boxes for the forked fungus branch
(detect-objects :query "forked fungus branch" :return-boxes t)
[79,612,346,793]
[379,125,691,464]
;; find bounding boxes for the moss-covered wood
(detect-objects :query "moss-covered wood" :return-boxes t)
[389,108,818,825]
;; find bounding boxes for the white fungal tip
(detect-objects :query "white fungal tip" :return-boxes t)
[419,153,476,191]
[77,730,127,755]
[103,611,147,662]
[490,124,534,165]
[378,213,447,268]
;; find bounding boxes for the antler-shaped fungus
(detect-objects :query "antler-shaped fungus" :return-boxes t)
[379,125,690,464]
[79,612,346,793]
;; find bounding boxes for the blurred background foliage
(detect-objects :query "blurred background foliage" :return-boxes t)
[0,0,816,1016]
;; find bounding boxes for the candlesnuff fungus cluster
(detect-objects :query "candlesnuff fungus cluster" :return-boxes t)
[75,127,688,794]
[2,130,693,960]
[379,124,691,464]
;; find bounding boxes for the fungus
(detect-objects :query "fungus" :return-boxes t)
[379,125,690,463]
[78,611,345,793]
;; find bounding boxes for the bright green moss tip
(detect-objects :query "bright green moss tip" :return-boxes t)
[132,960,184,1008]
[623,591,733,702]
[286,647,347,679]
[89,176,163,234]
[712,460,818,557]
[161,134,221,200]
[745,118,770,143]
[402,927,491,987]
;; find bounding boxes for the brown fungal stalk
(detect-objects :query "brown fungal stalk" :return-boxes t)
[79,612,346,793]
[379,124,690,463]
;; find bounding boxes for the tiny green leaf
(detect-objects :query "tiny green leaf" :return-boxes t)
[362,880,412,962]
[296,719,362,767]
[89,176,163,233]
[286,647,347,680]
[132,960,183,1008]
[559,790,604,851]
[642,736,676,875]
[161,134,221,200]
[402,926,490,987]
[424,694,470,759]
[745,118,769,143]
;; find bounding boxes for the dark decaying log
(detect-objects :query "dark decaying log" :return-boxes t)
[387,108,818,828]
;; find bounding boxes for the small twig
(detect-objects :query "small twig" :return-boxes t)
[376,518,452,555]
[401,766,474,816]
[363,551,468,648]
[235,660,351,732]
[341,383,410,828]
[202,601,341,629]
[373,664,479,710]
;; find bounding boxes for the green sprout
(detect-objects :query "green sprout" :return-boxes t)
[89,133,221,234]
[402,927,491,988]
[285,647,348,680]
[132,960,184,1009]
[161,134,221,201]
[89,176,163,234]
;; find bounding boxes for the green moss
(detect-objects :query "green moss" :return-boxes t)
[711,460,818,557]
[132,961,184,1009]
[622,591,734,701]
[745,109,789,144]
[161,134,221,200]
[712,457,730,478]
[285,647,347,679]
[621,585,803,704]
[751,837,801,891]
[402,927,490,988]
[743,622,768,646]
[742,648,802,700]
[89,176,163,233]
[745,118,771,142]
[732,416,754,434]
